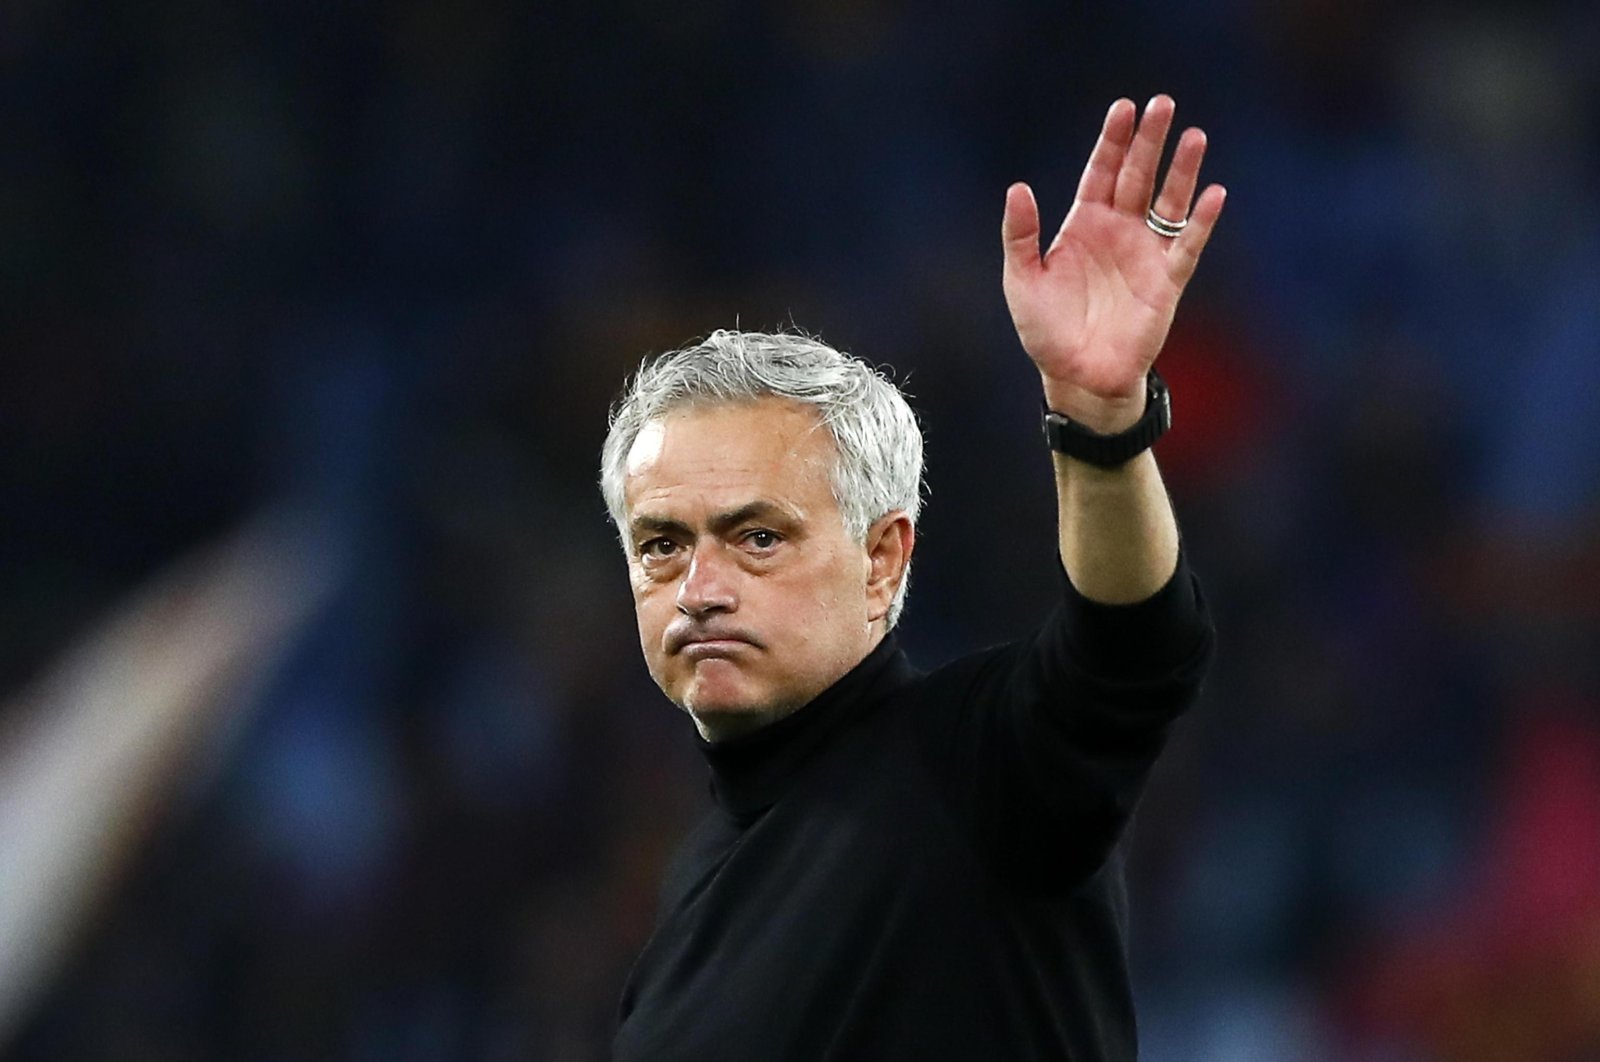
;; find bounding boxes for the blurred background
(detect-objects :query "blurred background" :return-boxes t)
[3,0,1599,1058]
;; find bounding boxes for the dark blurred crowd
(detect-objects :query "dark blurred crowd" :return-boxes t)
[4,0,1599,1059]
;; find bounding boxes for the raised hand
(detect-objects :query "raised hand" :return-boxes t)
[1002,95,1225,434]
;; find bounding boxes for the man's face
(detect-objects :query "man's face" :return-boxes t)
[622,397,902,741]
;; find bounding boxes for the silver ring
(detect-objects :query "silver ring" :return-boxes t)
[1145,208,1188,238]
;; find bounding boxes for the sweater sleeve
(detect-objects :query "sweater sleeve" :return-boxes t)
[911,551,1215,894]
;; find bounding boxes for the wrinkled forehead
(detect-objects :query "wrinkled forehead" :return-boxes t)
[622,398,839,515]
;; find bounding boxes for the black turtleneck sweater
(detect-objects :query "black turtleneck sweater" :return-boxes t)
[614,555,1214,1062]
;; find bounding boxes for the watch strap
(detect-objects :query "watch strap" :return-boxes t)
[1041,370,1171,468]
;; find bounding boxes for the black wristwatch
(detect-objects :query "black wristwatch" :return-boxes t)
[1041,370,1171,469]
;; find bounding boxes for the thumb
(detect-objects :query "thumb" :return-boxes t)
[1001,182,1042,279]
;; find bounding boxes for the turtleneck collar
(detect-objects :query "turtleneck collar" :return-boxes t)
[696,635,915,823]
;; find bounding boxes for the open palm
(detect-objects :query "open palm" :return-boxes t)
[1003,95,1226,433]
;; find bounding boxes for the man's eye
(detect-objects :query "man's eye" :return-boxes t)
[744,529,781,550]
[640,538,679,559]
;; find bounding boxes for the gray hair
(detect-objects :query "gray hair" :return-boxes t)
[600,329,924,627]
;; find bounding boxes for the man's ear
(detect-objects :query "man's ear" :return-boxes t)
[864,512,915,623]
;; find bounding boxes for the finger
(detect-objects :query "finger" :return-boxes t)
[1001,181,1043,279]
[1151,127,1207,225]
[1074,98,1137,207]
[1165,183,1226,288]
[1112,94,1176,215]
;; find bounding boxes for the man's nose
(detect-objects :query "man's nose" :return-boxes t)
[676,543,738,617]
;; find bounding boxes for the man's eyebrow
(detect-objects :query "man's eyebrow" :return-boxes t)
[707,501,797,534]
[628,501,797,539]
[629,514,690,538]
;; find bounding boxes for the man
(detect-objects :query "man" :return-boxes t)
[601,94,1224,1060]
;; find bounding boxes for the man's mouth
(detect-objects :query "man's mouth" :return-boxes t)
[680,638,752,660]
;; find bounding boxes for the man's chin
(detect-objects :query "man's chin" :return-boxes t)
[683,688,792,742]
[677,664,758,715]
